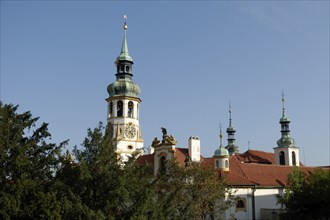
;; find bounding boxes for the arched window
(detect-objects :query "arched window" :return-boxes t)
[279,151,285,165]
[236,199,245,208]
[117,100,123,117]
[120,65,124,72]
[225,159,229,168]
[128,101,134,118]
[216,160,220,168]
[160,156,166,174]
[292,151,296,166]
[125,66,130,73]
[109,102,113,118]
[235,198,247,212]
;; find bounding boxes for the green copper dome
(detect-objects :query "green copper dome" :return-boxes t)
[280,115,290,123]
[213,146,229,157]
[107,79,141,98]
[226,126,236,132]
[277,135,295,148]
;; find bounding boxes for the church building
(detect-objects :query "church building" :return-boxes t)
[106,18,328,220]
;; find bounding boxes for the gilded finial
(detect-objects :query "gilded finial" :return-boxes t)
[123,15,127,30]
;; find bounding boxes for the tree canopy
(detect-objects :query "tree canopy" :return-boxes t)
[278,167,330,220]
[0,103,233,219]
[0,103,67,219]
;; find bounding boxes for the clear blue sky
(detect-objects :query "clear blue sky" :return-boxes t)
[1,1,329,166]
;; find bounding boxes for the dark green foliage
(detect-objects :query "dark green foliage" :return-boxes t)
[152,160,234,220]
[0,102,232,219]
[0,103,66,219]
[278,167,330,220]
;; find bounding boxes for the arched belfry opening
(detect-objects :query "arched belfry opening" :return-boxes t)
[279,151,285,165]
[128,101,134,118]
[117,100,123,117]
[292,151,296,166]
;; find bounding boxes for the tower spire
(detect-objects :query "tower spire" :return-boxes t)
[229,101,232,127]
[117,15,132,62]
[226,102,239,155]
[282,90,286,118]
[278,92,293,144]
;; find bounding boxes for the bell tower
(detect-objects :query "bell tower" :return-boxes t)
[106,16,144,162]
[274,92,299,166]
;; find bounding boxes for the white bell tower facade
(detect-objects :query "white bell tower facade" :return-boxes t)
[106,16,144,162]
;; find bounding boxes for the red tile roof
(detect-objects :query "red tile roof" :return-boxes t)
[175,148,189,166]
[235,150,275,164]
[213,154,327,187]
[136,154,153,165]
[137,149,329,187]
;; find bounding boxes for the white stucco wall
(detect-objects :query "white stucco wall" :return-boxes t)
[220,187,283,220]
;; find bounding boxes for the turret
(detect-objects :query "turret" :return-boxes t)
[214,124,229,171]
[274,92,299,166]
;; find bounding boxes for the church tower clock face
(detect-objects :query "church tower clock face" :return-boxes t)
[125,123,136,139]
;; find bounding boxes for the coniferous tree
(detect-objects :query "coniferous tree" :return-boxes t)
[0,103,234,219]
[0,103,66,219]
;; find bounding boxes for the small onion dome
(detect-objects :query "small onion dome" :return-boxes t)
[213,146,229,157]
[280,115,291,123]
[116,52,133,62]
[277,136,295,148]
[107,79,141,98]
[226,126,236,132]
